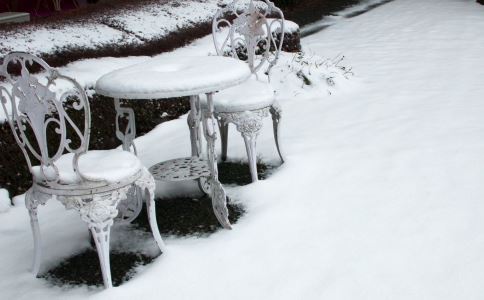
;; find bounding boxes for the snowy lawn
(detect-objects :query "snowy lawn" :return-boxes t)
[1,0,484,299]
[0,0,230,57]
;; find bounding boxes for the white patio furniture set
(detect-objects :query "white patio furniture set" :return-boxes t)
[0,0,296,289]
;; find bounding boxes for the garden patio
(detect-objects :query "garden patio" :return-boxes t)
[0,0,483,299]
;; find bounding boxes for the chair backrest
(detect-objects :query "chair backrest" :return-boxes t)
[212,0,285,76]
[0,52,91,184]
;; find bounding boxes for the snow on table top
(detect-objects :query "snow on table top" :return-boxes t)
[95,55,251,99]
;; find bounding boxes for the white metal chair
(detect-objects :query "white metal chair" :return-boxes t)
[0,52,165,289]
[202,0,285,182]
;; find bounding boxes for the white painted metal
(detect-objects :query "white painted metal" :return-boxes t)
[95,56,249,230]
[187,95,203,157]
[213,0,285,75]
[114,98,137,154]
[0,52,165,289]
[95,56,251,99]
[144,93,231,229]
[211,0,286,182]
[203,92,230,228]
[150,157,211,181]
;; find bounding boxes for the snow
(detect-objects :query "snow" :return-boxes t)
[201,76,275,112]
[0,0,230,58]
[106,1,226,41]
[271,52,354,100]
[0,23,142,57]
[1,0,484,299]
[95,56,251,99]
[0,0,298,62]
[0,189,10,213]
[300,0,394,36]
[32,150,142,184]
[59,56,152,90]
[266,18,300,33]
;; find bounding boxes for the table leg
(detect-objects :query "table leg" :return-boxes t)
[113,98,142,222]
[202,93,231,229]
[188,95,202,157]
[114,98,137,154]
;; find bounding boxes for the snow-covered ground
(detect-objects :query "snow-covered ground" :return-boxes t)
[0,0,230,57]
[1,0,484,299]
[0,189,10,213]
[300,0,393,36]
[0,0,392,59]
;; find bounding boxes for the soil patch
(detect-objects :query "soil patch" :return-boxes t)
[218,161,275,185]
[41,250,154,288]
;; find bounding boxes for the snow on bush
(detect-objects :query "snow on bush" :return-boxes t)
[0,189,10,213]
[271,51,354,99]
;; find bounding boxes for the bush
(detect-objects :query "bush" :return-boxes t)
[271,51,354,99]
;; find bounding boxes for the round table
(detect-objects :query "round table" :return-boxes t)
[95,56,251,229]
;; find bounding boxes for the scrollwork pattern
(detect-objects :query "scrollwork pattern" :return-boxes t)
[25,189,50,215]
[116,168,155,222]
[56,186,129,228]
[201,93,232,229]
[0,52,91,185]
[135,168,156,198]
[209,178,231,229]
[212,0,285,75]
[114,98,137,154]
[218,107,270,135]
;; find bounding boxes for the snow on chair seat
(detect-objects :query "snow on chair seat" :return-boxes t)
[32,149,142,185]
[201,77,275,113]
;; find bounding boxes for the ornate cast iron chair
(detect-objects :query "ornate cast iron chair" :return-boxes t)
[202,0,285,182]
[0,52,165,289]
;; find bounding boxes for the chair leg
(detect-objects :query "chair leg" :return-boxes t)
[220,110,266,183]
[76,192,122,289]
[270,104,284,163]
[218,119,229,162]
[242,131,259,182]
[135,169,166,252]
[115,186,143,223]
[90,224,113,289]
[144,187,166,253]
[25,189,47,276]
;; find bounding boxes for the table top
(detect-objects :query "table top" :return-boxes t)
[95,56,252,99]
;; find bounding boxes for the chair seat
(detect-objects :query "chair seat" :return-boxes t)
[203,78,275,113]
[32,149,142,185]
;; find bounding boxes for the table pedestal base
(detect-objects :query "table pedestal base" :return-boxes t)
[149,157,231,229]
[136,94,231,229]
[149,157,210,181]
